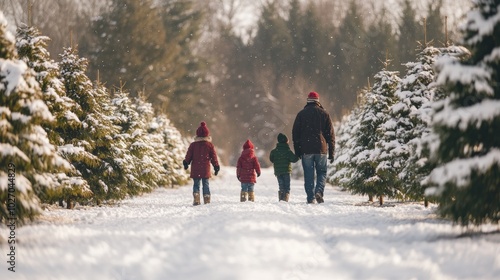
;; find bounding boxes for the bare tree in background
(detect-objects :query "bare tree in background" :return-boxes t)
[1,0,107,58]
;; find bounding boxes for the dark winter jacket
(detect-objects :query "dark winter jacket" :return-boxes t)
[292,102,335,158]
[237,140,261,184]
[184,137,219,179]
[270,143,299,176]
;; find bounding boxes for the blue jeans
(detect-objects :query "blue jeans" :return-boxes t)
[241,183,254,192]
[193,178,210,195]
[277,174,291,193]
[301,154,327,201]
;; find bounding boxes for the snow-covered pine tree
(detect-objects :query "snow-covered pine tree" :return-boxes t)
[110,90,141,193]
[132,95,171,187]
[375,46,441,202]
[59,47,127,204]
[344,69,400,203]
[424,0,500,226]
[409,45,471,207]
[149,113,190,187]
[112,90,165,194]
[0,14,72,222]
[329,99,364,188]
[15,25,92,207]
[93,82,130,200]
[416,45,470,205]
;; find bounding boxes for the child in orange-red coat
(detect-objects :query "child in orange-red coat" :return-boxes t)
[236,139,261,202]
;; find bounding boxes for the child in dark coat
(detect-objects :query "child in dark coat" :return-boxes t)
[236,139,261,202]
[269,133,300,202]
[183,122,220,206]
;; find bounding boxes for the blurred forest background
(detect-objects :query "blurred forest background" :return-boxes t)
[1,0,471,165]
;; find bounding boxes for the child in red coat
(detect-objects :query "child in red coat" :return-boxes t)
[236,139,261,202]
[183,122,220,206]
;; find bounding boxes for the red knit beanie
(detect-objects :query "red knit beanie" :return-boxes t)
[243,139,254,150]
[196,122,210,137]
[307,91,320,103]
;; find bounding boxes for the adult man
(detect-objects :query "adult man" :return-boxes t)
[292,91,335,204]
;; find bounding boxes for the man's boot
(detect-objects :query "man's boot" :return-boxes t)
[240,191,247,202]
[193,192,201,206]
[203,194,210,204]
[307,197,316,204]
[315,192,324,204]
[278,191,284,201]
[248,191,255,202]
[283,192,290,202]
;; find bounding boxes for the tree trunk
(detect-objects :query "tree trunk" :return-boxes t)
[368,195,374,202]
[424,198,429,208]
[379,195,384,206]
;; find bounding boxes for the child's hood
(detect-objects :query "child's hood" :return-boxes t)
[243,139,254,150]
[240,147,256,159]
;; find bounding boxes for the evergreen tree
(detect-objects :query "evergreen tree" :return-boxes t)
[332,0,370,108]
[329,101,365,187]
[425,0,445,46]
[287,0,303,75]
[209,29,258,163]
[84,0,206,134]
[157,0,206,131]
[15,25,91,206]
[86,0,167,104]
[343,69,400,202]
[112,91,166,193]
[398,0,422,70]
[149,114,190,187]
[424,0,500,226]
[59,48,127,204]
[253,1,293,90]
[375,47,440,202]
[0,15,71,222]
[366,9,398,75]
[300,2,324,82]
[412,45,470,206]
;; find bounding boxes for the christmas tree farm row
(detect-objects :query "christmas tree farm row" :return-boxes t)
[329,0,500,226]
[0,14,189,224]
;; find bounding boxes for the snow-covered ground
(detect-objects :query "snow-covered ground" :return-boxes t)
[1,167,499,280]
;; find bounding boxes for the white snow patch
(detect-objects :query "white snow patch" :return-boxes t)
[0,167,498,279]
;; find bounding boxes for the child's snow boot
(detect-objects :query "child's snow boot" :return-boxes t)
[193,192,201,206]
[283,192,290,202]
[240,191,247,202]
[248,191,255,202]
[203,194,211,204]
[278,191,284,201]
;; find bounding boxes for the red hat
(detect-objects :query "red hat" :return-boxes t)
[243,139,254,150]
[196,121,210,137]
[307,91,320,102]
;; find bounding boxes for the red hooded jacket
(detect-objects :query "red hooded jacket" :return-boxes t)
[236,140,261,184]
[184,137,219,179]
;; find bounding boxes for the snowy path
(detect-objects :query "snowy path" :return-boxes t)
[1,167,499,280]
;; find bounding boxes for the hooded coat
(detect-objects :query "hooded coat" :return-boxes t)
[237,140,261,184]
[184,137,219,179]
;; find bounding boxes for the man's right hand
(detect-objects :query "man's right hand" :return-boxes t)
[294,144,301,158]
